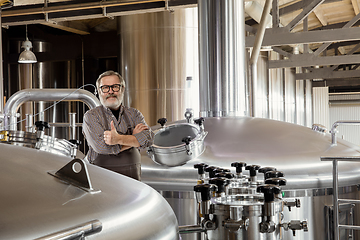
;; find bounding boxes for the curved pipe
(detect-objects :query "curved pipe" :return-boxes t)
[4,88,101,130]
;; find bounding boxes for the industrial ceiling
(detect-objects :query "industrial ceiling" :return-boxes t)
[2,0,360,91]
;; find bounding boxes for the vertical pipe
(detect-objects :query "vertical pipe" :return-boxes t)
[25,113,33,132]
[69,112,76,140]
[198,0,246,117]
[333,159,339,240]
[249,0,272,117]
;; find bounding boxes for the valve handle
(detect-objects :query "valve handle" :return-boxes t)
[205,166,218,178]
[245,165,260,177]
[259,167,277,176]
[265,177,287,187]
[182,136,192,145]
[35,121,50,131]
[194,163,209,175]
[194,183,217,201]
[69,139,82,147]
[194,117,205,127]
[257,184,281,202]
[157,118,167,127]
[214,172,234,179]
[209,177,230,193]
[265,170,285,179]
[231,162,247,173]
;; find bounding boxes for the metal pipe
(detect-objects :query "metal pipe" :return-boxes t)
[3,88,100,131]
[25,113,33,132]
[198,0,246,117]
[249,0,272,117]
[178,225,204,234]
[330,120,360,145]
[69,112,76,140]
[35,220,102,240]
[2,0,163,18]
[249,0,272,65]
[333,159,339,240]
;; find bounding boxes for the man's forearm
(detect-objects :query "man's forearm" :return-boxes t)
[115,134,140,148]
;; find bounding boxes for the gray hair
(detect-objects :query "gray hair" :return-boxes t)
[96,70,126,89]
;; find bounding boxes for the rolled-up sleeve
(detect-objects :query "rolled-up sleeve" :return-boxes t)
[83,110,122,155]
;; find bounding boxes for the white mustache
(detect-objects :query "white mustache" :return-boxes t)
[106,94,118,100]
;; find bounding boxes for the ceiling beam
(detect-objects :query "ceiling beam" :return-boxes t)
[296,68,360,79]
[41,21,90,35]
[351,0,360,15]
[245,27,360,48]
[313,7,328,26]
[269,54,360,68]
[285,0,325,31]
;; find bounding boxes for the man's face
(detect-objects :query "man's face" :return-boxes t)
[98,75,124,110]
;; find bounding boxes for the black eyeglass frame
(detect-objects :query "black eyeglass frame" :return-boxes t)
[99,84,123,93]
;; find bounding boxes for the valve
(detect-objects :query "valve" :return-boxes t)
[194,117,205,127]
[157,118,167,127]
[265,170,284,180]
[205,166,218,178]
[245,165,260,177]
[194,183,217,202]
[265,177,287,187]
[194,163,208,175]
[69,139,82,147]
[257,184,281,203]
[231,162,247,177]
[35,121,50,131]
[209,177,230,195]
[281,220,308,236]
[245,165,260,182]
[284,199,301,211]
[214,172,234,179]
[259,167,277,179]
[182,136,192,155]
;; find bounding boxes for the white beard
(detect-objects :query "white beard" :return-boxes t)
[100,92,124,110]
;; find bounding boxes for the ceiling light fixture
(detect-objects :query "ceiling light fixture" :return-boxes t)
[18,25,37,64]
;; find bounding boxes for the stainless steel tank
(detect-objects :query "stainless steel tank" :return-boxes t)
[0,143,179,240]
[141,117,360,240]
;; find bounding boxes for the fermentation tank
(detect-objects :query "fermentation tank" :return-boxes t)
[0,142,179,239]
[141,116,360,240]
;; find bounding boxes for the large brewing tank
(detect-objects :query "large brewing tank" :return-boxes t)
[140,117,360,240]
[0,143,179,240]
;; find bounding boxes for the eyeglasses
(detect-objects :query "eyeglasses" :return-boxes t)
[99,84,123,93]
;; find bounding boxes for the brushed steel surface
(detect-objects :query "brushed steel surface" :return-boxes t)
[118,8,199,126]
[142,117,360,191]
[198,0,246,118]
[0,143,179,240]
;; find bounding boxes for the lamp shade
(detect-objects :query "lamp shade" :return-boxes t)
[18,40,37,64]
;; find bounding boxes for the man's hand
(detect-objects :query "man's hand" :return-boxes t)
[104,121,119,145]
[133,123,149,135]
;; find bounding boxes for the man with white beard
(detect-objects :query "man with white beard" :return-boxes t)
[83,70,154,180]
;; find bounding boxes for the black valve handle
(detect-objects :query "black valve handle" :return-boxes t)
[209,177,230,193]
[245,165,261,177]
[257,184,281,202]
[69,139,82,147]
[265,170,285,179]
[205,166,218,178]
[194,183,217,201]
[157,118,167,127]
[182,136,192,145]
[259,167,277,176]
[194,117,205,127]
[214,172,234,179]
[265,177,287,187]
[231,162,247,174]
[35,121,50,131]
[194,163,209,175]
